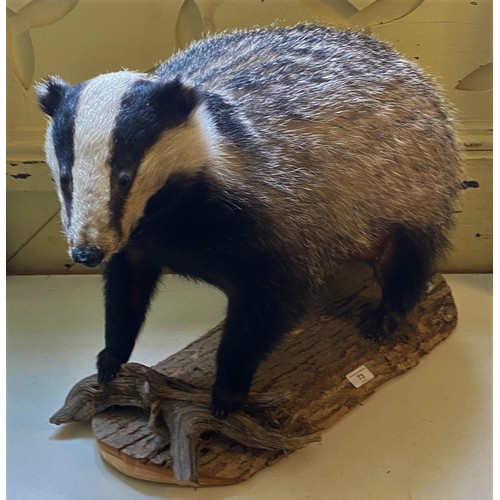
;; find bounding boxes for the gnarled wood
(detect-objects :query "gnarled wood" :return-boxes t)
[50,265,457,486]
[50,363,318,482]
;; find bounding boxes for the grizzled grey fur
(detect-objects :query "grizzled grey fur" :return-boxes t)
[37,24,463,416]
[158,25,462,286]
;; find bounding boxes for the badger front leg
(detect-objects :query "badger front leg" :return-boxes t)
[212,287,298,418]
[97,251,162,383]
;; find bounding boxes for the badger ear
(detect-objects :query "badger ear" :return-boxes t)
[151,78,200,120]
[35,76,70,117]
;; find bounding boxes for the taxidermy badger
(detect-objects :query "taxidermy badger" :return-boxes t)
[36,25,462,417]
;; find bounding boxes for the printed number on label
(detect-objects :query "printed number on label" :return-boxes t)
[346,365,374,388]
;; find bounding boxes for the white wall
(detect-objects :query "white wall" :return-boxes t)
[6,0,492,274]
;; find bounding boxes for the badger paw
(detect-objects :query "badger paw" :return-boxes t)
[97,349,123,383]
[362,307,402,342]
[379,310,401,337]
[211,385,247,419]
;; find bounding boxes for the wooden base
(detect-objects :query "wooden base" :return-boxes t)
[51,266,457,486]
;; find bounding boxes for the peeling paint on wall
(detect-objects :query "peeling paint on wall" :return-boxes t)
[10,172,32,180]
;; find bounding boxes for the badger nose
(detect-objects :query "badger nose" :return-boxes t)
[71,246,104,267]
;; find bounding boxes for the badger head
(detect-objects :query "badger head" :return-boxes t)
[36,72,210,267]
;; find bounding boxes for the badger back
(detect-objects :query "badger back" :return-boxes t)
[159,25,462,275]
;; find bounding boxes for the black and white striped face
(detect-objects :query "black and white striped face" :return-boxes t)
[36,72,210,266]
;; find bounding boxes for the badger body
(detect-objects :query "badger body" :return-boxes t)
[37,25,462,416]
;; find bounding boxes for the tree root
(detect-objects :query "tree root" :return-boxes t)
[50,363,320,482]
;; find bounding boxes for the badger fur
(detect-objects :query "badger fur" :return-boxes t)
[36,25,462,417]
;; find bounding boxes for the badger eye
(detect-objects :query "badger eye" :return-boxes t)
[118,173,131,188]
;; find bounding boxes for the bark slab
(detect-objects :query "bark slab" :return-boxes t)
[50,264,457,486]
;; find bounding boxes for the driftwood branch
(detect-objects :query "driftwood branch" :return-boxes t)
[50,363,319,482]
[50,265,457,486]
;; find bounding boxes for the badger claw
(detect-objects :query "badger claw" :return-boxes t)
[211,385,246,419]
[96,349,123,383]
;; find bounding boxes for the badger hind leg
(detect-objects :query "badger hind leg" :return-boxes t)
[370,224,450,340]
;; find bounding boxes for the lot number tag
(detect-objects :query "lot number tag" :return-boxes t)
[346,365,374,388]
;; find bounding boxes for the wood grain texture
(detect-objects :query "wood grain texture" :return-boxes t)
[50,266,457,486]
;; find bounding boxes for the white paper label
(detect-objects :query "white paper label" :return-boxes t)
[346,365,374,388]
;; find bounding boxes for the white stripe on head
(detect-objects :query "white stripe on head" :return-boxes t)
[43,123,64,213]
[70,71,146,253]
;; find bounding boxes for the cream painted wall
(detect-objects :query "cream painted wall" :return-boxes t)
[6,0,492,274]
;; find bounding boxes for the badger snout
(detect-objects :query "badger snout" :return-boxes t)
[71,246,104,267]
